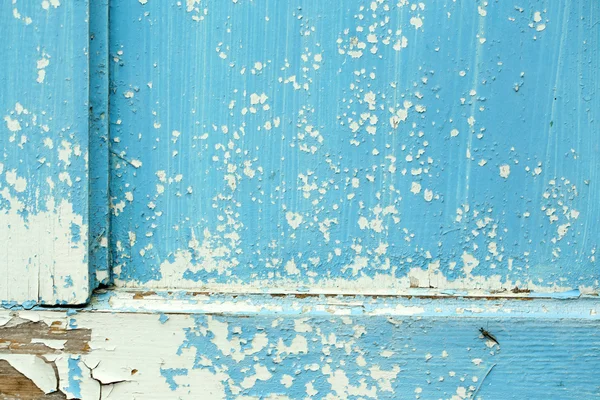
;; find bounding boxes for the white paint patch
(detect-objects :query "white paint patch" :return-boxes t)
[370,365,401,392]
[240,364,272,389]
[461,252,480,275]
[284,259,300,275]
[277,335,308,355]
[286,212,303,230]
[410,16,423,29]
[58,140,72,165]
[31,338,67,350]
[156,236,235,280]
[5,170,27,192]
[410,182,421,194]
[499,164,510,179]
[557,223,570,241]
[423,188,433,202]
[36,57,50,83]
[0,190,88,303]
[4,115,21,132]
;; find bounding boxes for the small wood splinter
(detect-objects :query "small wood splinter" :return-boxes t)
[479,327,500,345]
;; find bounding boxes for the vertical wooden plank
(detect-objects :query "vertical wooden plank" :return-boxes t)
[0,0,90,305]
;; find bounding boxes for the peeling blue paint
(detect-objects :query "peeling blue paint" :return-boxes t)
[3,294,599,398]
[67,356,83,399]
[160,367,189,391]
[1,1,599,397]
[66,308,78,316]
[0,1,89,229]
[108,0,599,293]
[70,223,82,243]
[21,300,36,310]
[0,0,90,304]
[164,313,600,398]
[64,276,74,288]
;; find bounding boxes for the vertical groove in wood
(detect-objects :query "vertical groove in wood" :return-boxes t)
[89,0,111,289]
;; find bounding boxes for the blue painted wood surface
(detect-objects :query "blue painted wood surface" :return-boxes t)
[0,4,598,398]
[6,292,595,399]
[108,0,599,293]
[157,315,600,399]
[0,0,90,304]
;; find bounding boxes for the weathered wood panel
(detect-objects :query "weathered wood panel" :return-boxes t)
[109,0,599,294]
[0,1,91,305]
[1,295,599,399]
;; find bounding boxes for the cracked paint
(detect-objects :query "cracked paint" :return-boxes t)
[0,295,599,399]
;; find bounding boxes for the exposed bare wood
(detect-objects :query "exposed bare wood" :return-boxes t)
[0,318,91,356]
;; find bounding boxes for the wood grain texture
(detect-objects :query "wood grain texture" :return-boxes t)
[0,318,91,356]
[0,360,66,400]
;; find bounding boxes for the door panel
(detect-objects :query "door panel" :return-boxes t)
[0,0,90,304]
[109,0,599,294]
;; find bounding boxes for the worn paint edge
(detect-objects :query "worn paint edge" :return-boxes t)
[111,282,588,299]
[74,290,600,320]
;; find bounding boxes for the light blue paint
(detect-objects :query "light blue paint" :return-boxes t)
[0,301,18,310]
[530,288,581,299]
[1,2,599,396]
[172,313,600,399]
[20,300,36,310]
[66,355,83,399]
[108,0,599,291]
[66,308,78,316]
[22,295,598,399]
[63,275,74,288]
[0,1,89,226]
[160,367,189,391]
[70,223,81,244]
